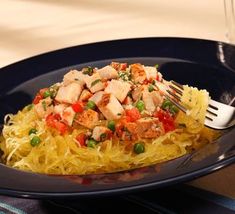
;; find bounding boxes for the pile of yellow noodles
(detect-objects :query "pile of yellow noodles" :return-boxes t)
[0,86,218,175]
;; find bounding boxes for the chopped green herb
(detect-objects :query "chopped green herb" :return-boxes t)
[43,90,51,98]
[83,66,93,75]
[30,136,41,147]
[117,113,122,116]
[91,79,101,87]
[148,84,154,92]
[28,128,37,135]
[26,104,34,111]
[100,133,107,141]
[86,100,96,110]
[42,101,47,111]
[136,100,145,112]
[155,64,159,69]
[107,120,115,132]
[134,142,145,154]
[152,80,156,84]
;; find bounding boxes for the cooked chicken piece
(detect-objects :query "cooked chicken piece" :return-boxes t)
[76,109,99,129]
[96,93,124,120]
[123,96,133,105]
[89,91,105,104]
[144,66,157,80]
[132,86,143,101]
[91,126,112,141]
[97,65,118,80]
[136,117,164,138]
[79,89,92,102]
[34,97,53,118]
[63,70,86,86]
[105,80,131,102]
[84,72,105,93]
[130,63,146,84]
[151,91,163,107]
[142,87,156,113]
[61,106,76,126]
[54,104,67,116]
[154,81,169,94]
[55,82,82,104]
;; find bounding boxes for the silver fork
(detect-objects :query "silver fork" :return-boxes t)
[165,81,235,130]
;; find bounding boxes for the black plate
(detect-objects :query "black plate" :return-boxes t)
[0,38,235,199]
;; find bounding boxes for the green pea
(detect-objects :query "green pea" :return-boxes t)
[161,99,172,110]
[86,101,96,110]
[136,100,145,112]
[87,139,97,148]
[170,105,179,114]
[30,136,41,147]
[148,84,154,92]
[107,120,115,132]
[134,142,145,154]
[28,128,37,135]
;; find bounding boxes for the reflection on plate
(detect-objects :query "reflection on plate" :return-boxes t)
[0,38,234,198]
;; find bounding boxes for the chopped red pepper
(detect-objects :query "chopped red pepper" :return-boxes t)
[32,88,48,104]
[46,113,68,134]
[71,102,84,113]
[125,108,141,122]
[76,133,86,147]
[153,109,175,132]
[33,93,43,104]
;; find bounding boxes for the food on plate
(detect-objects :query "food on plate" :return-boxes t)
[0,62,218,175]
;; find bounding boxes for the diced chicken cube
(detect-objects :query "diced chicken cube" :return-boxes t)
[76,109,99,129]
[63,70,86,86]
[61,106,76,126]
[142,87,156,113]
[79,89,92,102]
[97,93,124,120]
[130,63,146,83]
[97,65,118,80]
[89,91,105,105]
[105,80,131,103]
[144,66,157,80]
[154,81,169,94]
[55,82,82,104]
[84,72,105,93]
[54,104,67,116]
[136,117,164,138]
[151,91,163,107]
[34,97,53,118]
[132,86,143,101]
[91,126,112,141]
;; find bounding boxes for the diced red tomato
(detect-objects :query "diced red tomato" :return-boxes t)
[55,121,68,134]
[32,88,48,104]
[33,93,43,104]
[153,109,175,132]
[71,102,84,113]
[76,133,86,147]
[119,63,127,71]
[125,108,141,122]
[46,113,68,134]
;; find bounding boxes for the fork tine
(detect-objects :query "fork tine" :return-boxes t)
[169,85,183,96]
[166,89,181,101]
[171,80,184,90]
[164,94,188,113]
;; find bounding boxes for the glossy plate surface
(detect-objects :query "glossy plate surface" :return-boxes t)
[0,38,235,198]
